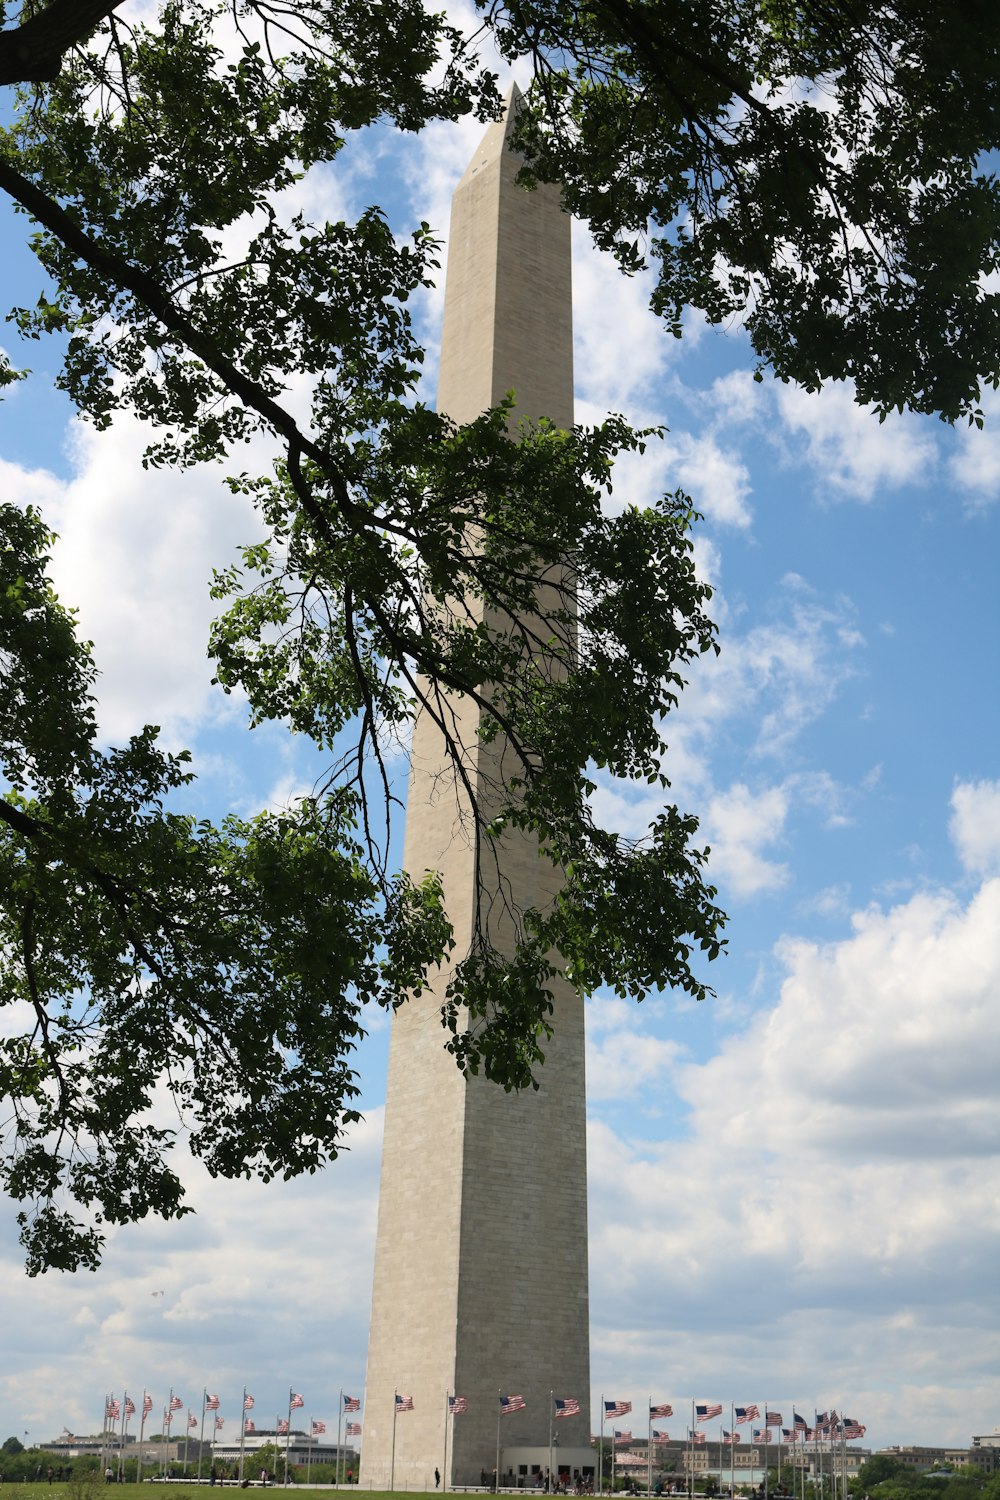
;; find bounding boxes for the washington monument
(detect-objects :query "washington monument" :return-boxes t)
[360,91,591,1487]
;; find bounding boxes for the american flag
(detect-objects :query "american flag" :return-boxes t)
[143,1396,153,1416]
[555,1399,580,1419]
[500,1395,526,1416]
[816,1413,829,1430]
[164,1412,173,1427]
[312,1422,327,1436]
[844,1423,866,1440]
[753,1431,771,1445]
[650,1404,673,1419]
[695,1404,722,1422]
[215,1418,225,1432]
[793,1413,807,1431]
[124,1398,136,1418]
[106,1400,120,1421]
[605,1400,631,1419]
[346,1422,362,1438]
[450,1397,468,1416]
[722,1432,741,1446]
[290,1394,304,1410]
[188,1414,198,1430]
[736,1405,759,1425]
[689,1432,706,1446]
[766,1412,782,1425]
[652,1431,669,1443]
[245,1421,256,1434]
[205,1395,220,1412]
[244,1396,255,1412]
[782,1430,792,1443]
[277,1420,289,1435]
[344,1396,361,1412]
[614,1432,632,1446]
[396,1395,414,1413]
[169,1396,183,1412]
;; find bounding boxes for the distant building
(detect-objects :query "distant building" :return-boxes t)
[879,1446,998,1475]
[606,1438,869,1479]
[38,1435,185,1464]
[209,1429,355,1470]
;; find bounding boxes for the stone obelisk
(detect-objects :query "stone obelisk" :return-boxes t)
[360,91,591,1488]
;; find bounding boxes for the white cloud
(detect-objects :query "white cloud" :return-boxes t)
[586,863,1000,1445]
[0,1111,384,1439]
[671,430,753,529]
[950,778,1000,874]
[586,996,685,1102]
[776,382,938,500]
[672,586,864,774]
[701,781,790,897]
[949,387,1000,505]
[5,415,261,746]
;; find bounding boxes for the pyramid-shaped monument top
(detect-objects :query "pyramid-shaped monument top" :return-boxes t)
[455,82,525,190]
[437,81,573,429]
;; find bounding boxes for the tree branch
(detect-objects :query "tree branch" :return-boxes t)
[0,0,126,86]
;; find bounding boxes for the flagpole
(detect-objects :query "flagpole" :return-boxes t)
[138,1392,148,1485]
[118,1394,126,1482]
[647,1399,652,1500]
[284,1391,293,1489]
[198,1394,208,1483]
[688,1402,693,1500]
[762,1404,768,1500]
[599,1396,604,1499]
[495,1391,501,1496]
[239,1389,248,1486]
[444,1394,450,1496]
[392,1392,399,1494]
[548,1391,554,1494]
[337,1393,343,1490]
[162,1394,171,1480]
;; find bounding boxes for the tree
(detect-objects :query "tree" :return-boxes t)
[855,1456,909,1490]
[1,1437,25,1456]
[0,0,998,1272]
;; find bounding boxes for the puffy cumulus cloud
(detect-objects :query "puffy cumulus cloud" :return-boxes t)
[948,386,1000,506]
[586,996,686,1103]
[775,382,938,501]
[573,232,676,416]
[585,867,1000,1444]
[700,781,790,897]
[950,778,1000,874]
[5,414,261,747]
[670,430,753,529]
[0,1111,384,1440]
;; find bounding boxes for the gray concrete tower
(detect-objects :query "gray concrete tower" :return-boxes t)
[359,90,591,1489]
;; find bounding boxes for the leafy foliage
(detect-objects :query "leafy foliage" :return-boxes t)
[1,504,450,1270]
[0,0,997,1269]
[503,0,1000,422]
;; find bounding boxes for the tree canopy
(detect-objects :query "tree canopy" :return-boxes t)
[0,0,998,1272]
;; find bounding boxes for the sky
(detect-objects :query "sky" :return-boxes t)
[1,0,1000,1465]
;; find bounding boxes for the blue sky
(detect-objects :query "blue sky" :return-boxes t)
[2,7,1000,1462]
